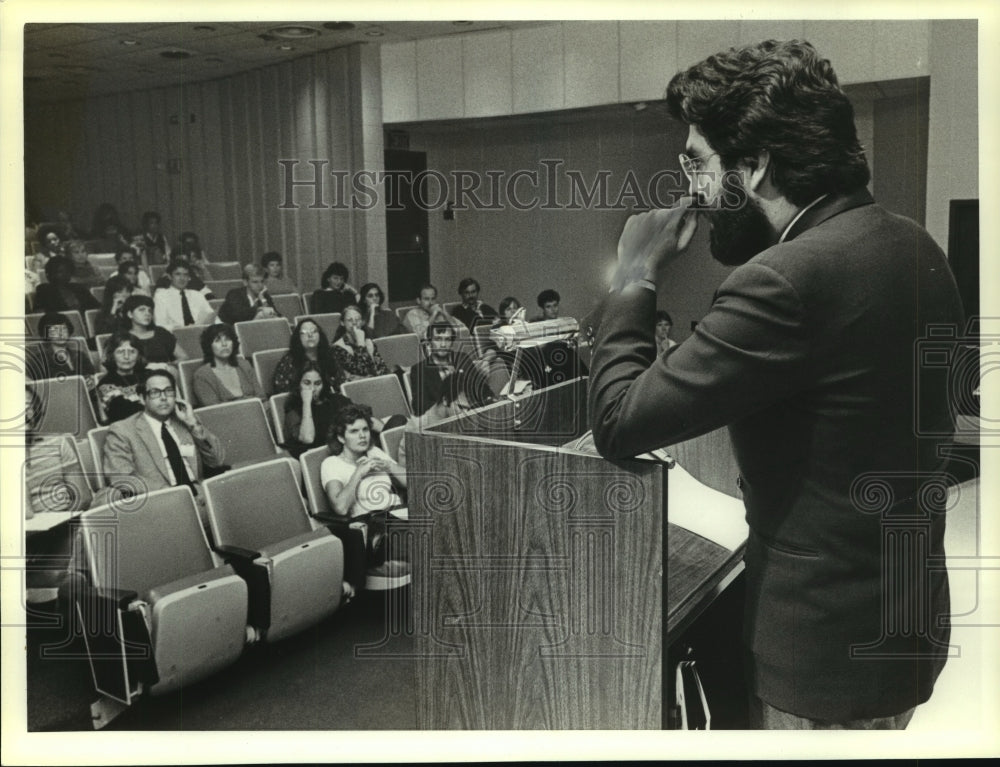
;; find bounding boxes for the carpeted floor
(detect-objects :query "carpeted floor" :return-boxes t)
[26,588,417,731]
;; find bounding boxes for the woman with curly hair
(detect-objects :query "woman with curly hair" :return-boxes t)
[95,332,146,423]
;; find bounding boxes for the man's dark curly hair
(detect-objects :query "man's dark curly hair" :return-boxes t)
[665,39,870,206]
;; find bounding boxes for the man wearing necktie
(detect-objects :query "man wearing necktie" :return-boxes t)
[153,258,215,331]
[103,369,225,522]
[218,263,279,324]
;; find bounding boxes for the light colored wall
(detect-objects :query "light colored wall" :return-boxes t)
[925,20,978,250]
[382,20,931,122]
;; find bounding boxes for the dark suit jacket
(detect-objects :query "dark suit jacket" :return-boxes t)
[103,411,226,492]
[218,287,278,325]
[589,190,964,721]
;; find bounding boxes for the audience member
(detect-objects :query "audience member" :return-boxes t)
[94,275,133,335]
[272,318,345,394]
[31,224,64,272]
[534,289,561,321]
[261,251,299,295]
[311,261,357,315]
[139,210,171,265]
[156,232,213,293]
[115,250,153,296]
[409,321,489,416]
[358,282,405,338]
[332,305,390,380]
[153,259,215,330]
[124,294,186,369]
[89,202,128,241]
[218,264,279,324]
[191,324,263,407]
[103,368,225,520]
[96,332,146,423]
[34,256,100,314]
[498,296,523,322]
[655,310,678,353]
[54,209,81,241]
[282,364,353,459]
[402,283,454,338]
[450,277,497,331]
[64,240,104,288]
[398,370,487,468]
[26,312,97,393]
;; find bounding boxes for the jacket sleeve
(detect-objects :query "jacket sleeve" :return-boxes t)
[103,423,137,477]
[194,425,226,469]
[589,263,812,460]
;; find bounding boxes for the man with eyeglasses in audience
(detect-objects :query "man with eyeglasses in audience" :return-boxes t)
[103,368,225,521]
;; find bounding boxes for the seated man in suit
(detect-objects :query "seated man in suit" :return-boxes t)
[103,368,225,520]
[218,263,279,324]
[153,258,215,330]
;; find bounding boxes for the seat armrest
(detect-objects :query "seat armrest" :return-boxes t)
[312,511,351,529]
[213,544,262,562]
[95,586,140,609]
[77,586,158,697]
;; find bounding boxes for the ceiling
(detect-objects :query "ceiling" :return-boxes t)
[22,20,553,103]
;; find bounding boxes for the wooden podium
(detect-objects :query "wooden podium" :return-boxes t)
[406,377,743,729]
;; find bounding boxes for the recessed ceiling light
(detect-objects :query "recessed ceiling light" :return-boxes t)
[268,25,321,39]
[160,49,194,60]
[120,39,139,46]
[364,28,385,37]
[323,22,356,31]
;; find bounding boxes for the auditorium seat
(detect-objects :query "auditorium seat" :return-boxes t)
[90,286,105,304]
[209,261,242,281]
[149,264,166,282]
[171,324,211,360]
[208,297,224,314]
[206,279,243,297]
[270,293,304,319]
[84,309,100,338]
[293,312,340,341]
[379,425,406,463]
[252,348,286,398]
[87,426,110,488]
[176,359,202,405]
[394,305,412,323]
[375,332,422,371]
[194,398,285,467]
[24,338,91,381]
[94,333,112,363]
[203,457,344,642]
[269,392,291,445]
[74,485,250,727]
[26,375,98,439]
[341,373,411,420]
[26,310,87,339]
[234,317,291,357]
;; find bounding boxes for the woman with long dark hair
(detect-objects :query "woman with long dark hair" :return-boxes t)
[94,275,133,335]
[282,364,352,459]
[271,317,345,394]
[357,282,404,338]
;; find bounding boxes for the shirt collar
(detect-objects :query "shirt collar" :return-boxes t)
[779,195,828,243]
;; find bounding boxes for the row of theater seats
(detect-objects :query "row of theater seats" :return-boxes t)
[26,376,408,472]
[72,455,390,727]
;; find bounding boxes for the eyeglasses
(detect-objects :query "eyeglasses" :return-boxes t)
[679,151,719,179]
[146,387,176,399]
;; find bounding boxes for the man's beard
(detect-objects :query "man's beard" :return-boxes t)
[705,176,775,266]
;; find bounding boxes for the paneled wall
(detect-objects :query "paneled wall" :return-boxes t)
[25,44,386,294]
[382,20,932,122]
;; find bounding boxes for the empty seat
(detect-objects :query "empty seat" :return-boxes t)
[375,332,422,371]
[194,398,283,467]
[252,348,287,398]
[74,485,249,726]
[171,324,211,360]
[270,293,304,319]
[340,373,411,420]
[208,261,243,281]
[235,317,291,357]
[84,309,100,337]
[26,375,98,439]
[203,458,344,642]
[26,310,87,339]
[206,279,243,297]
[293,312,340,341]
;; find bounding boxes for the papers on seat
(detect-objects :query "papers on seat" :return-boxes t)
[666,462,748,552]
